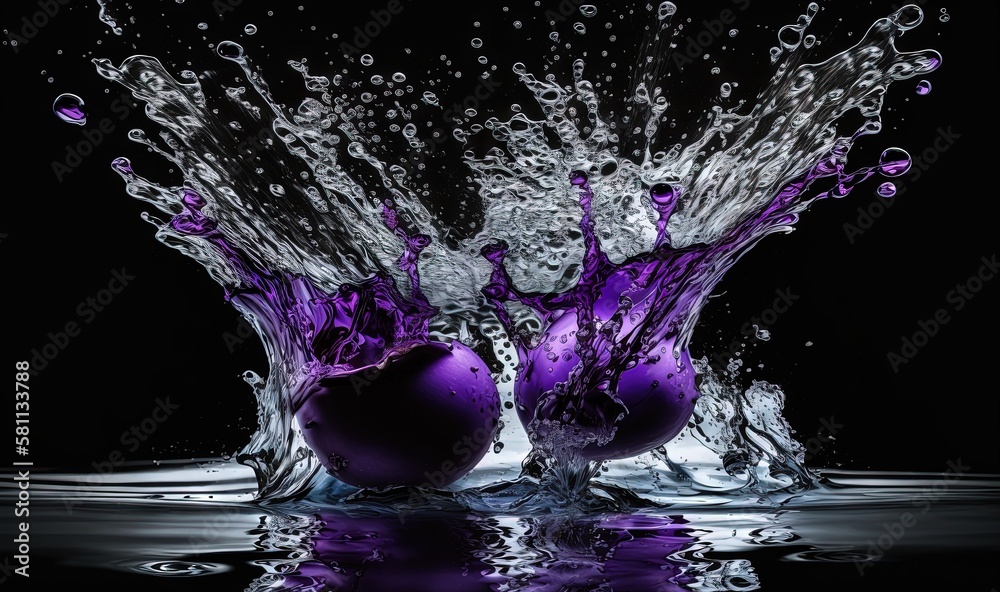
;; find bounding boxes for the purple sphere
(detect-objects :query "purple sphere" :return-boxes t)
[294,341,500,488]
[515,311,698,460]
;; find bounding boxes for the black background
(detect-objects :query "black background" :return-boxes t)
[3,0,997,480]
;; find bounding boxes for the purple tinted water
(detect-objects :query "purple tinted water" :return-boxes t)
[86,3,937,504]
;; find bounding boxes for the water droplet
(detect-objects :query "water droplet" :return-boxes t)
[244,24,257,35]
[493,442,505,453]
[197,22,208,30]
[573,22,586,34]
[471,37,483,49]
[720,82,732,98]
[53,93,87,125]
[877,147,911,177]
[580,5,597,17]
[729,29,738,37]
[649,183,675,206]
[658,1,677,21]
[916,80,932,95]
[371,75,384,85]
[569,170,588,185]
[939,10,950,23]
[392,72,406,83]
[217,41,244,60]
[877,182,896,198]
[360,54,374,66]
[111,157,133,175]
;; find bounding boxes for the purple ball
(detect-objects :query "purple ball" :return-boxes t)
[294,341,500,488]
[515,311,699,460]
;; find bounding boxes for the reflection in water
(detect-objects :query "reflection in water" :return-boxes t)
[10,465,1000,590]
[281,512,711,592]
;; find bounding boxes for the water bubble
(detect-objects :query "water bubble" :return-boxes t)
[711,67,721,75]
[569,170,588,186]
[657,1,677,20]
[877,147,911,177]
[392,72,406,83]
[939,9,950,23]
[52,93,87,125]
[269,184,286,196]
[197,22,208,30]
[573,22,586,34]
[111,157,132,175]
[371,75,384,85]
[729,29,738,37]
[216,41,244,60]
[916,80,932,95]
[778,25,804,50]
[244,24,257,35]
[471,37,483,49]
[877,182,896,198]
[649,183,675,207]
[513,20,522,29]
[893,5,924,30]
[360,54,374,66]
[720,82,732,98]
[549,31,560,42]
[580,5,597,17]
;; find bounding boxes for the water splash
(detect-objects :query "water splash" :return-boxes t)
[90,3,939,502]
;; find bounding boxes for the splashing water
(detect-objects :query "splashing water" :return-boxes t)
[87,3,940,503]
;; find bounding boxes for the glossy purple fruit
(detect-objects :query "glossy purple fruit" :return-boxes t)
[515,311,698,461]
[293,341,500,488]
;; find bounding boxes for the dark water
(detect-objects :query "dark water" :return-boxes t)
[3,463,998,590]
